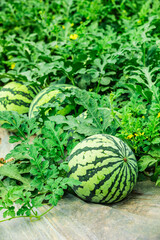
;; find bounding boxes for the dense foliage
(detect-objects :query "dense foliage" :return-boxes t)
[0,0,160,221]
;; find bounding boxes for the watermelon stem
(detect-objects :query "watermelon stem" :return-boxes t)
[123,157,127,162]
[0,205,55,223]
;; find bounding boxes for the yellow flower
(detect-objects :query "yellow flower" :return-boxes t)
[127,134,134,139]
[70,23,74,27]
[70,34,78,40]
[62,25,65,29]
[137,19,141,24]
[80,21,83,24]
[86,16,89,19]
[134,133,139,137]
[142,116,145,119]
[11,63,15,69]
[141,132,144,136]
[55,45,59,49]
[157,112,160,118]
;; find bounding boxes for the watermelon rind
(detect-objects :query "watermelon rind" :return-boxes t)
[0,81,41,115]
[68,134,138,204]
[29,84,77,119]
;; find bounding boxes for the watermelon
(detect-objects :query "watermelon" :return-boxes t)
[68,134,138,204]
[29,84,77,119]
[0,81,40,114]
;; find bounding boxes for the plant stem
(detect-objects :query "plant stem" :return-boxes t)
[0,205,54,223]
[50,125,65,159]
[96,77,101,93]
[143,43,146,66]
[68,75,75,86]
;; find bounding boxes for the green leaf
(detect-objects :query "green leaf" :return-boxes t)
[100,77,111,86]
[9,135,22,143]
[138,155,158,171]
[151,138,160,145]
[148,147,160,158]
[0,164,30,186]
[31,195,45,207]
[54,188,64,196]
[58,162,69,172]
[74,89,103,132]
[156,178,160,186]
[45,193,60,206]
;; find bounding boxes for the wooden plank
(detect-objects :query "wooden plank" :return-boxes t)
[0,209,66,240]
[0,189,160,240]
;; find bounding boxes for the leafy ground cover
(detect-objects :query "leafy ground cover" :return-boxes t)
[0,0,160,221]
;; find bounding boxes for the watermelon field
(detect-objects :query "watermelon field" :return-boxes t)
[0,0,160,238]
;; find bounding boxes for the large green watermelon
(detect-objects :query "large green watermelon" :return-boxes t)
[29,84,78,119]
[0,81,40,114]
[68,134,138,204]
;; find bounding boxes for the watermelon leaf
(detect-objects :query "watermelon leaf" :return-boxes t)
[138,155,158,171]
[0,164,30,186]
[74,89,104,133]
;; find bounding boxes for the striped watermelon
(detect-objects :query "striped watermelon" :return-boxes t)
[29,84,77,119]
[0,81,40,114]
[68,134,138,204]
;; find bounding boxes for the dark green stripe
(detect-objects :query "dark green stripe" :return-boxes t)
[46,95,61,104]
[69,145,124,164]
[74,158,122,181]
[111,161,137,203]
[30,86,73,114]
[69,134,133,162]
[105,135,127,157]
[128,151,135,158]
[14,81,24,85]
[69,155,122,176]
[104,160,137,203]
[106,165,128,203]
[127,161,138,175]
[119,138,128,156]
[1,88,34,101]
[110,165,134,203]
[127,162,138,183]
[30,94,62,115]
[0,97,30,108]
[106,163,137,203]
[111,166,128,203]
[27,85,40,96]
[74,162,123,202]
[101,135,134,162]
[100,163,126,203]
[29,87,53,114]
[34,85,41,93]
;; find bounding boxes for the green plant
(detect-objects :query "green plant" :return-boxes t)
[0,0,160,223]
[0,111,80,222]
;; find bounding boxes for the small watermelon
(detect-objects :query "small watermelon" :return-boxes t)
[68,134,138,204]
[0,81,41,114]
[29,84,78,119]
